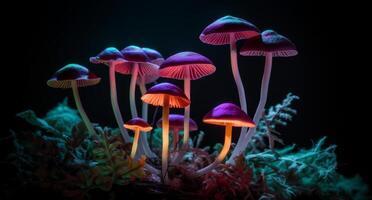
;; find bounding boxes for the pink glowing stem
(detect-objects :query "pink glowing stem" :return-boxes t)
[109,63,130,142]
[228,53,273,163]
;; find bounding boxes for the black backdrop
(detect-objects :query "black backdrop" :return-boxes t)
[3,0,370,186]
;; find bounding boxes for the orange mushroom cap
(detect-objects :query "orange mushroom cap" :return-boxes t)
[124,117,152,132]
[141,82,190,108]
[203,103,256,127]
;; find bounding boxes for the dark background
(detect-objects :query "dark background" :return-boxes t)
[3,0,369,187]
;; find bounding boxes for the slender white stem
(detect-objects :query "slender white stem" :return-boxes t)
[227,35,248,163]
[129,63,139,118]
[228,53,273,163]
[197,124,232,175]
[71,81,97,136]
[162,95,170,183]
[139,80,157,158]
[109,63,130,142]
[130,129,140,159]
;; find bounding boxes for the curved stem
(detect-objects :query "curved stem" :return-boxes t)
[71,81,97,136]
[139,80,157,158]
[130,129,140,159]
[197,124,232,175]
[161,95,170,183]
[109,63,130,142]
[228,53,273,163]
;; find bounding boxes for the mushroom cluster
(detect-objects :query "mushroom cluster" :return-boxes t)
[47,15,297,183]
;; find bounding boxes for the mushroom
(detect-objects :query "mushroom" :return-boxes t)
[47,64,101,136]
[199,15,260,154]
[228,30,297,162]
[159,52,215,150]
[89,47,131,142]
[115,45,159,157]
[124,117,153,159]
[156,114,198,151]
[197,103,255,175]
[141,82,190,182]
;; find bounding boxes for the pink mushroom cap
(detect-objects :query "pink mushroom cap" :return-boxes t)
[200,15,260,45]
[203,103,255,127]
[47,64,101,89]
[240,30,298,57]
[141,82,190,108]
[156,114,198,131]
[159,51,216,80]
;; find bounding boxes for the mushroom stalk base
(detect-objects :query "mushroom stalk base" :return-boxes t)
[130,129,140,159]
[228,53,273,163]
[71,81,97,136]
[161,96,170,183]
[197,124,232,175]
[109,63,130,142]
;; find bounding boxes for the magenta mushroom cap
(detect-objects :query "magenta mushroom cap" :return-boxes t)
[203,103,255,127]
[47,64,101,89]
[159,51,216,80]
[124,117,152,132]
[200,15,260,45]
[141,82,190,108]
[115,45,158,76]
[89,47,124,64]
[156,114,198,131]
[240,30,298,57]
[143,47,164,65]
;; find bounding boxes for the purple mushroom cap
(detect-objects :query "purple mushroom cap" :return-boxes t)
[47,64,101,89]
[200,15,260,45]
[124,117,152,132]
[203,103,255,127]
[240,30,298,57]
[115,45,158,76]
[141,82,190,108]
[156,114,198,131]
[159,51,216,80]
[143,47,164,65]
[89,47,124,64]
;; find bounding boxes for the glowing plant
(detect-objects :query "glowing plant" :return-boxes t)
[156,114,198,152]
[159,51,215,154]
[124,117,153,159]
[197,103,255,175]
[141,82,190,182]
[47,63,100,136]
[89,47,131,142]
[199,15,260,159]
[228,30,298,163]
[116,45,159,158]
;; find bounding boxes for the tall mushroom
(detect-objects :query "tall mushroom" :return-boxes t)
[159,52,215,150]
[228,30,297,162]
[141,82,190,182]
[124,117,152,159]
[199,15,260,156]
[156,114,198,151]
[89,47,131,142]
[47,64,101,136]
[115,45,159,157]
[196,103,255,175]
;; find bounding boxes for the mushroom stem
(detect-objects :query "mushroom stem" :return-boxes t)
[130,128,140,159]
[109,63,131,142]
[71,81,97,136]
[196,124,232,175]
[228,35,249,162]
[228,53,273,163]
[139,80,158,158]
[183,75,191,148]
[172,128,179,151]
[161,95,170,183]
[129,63,139,118]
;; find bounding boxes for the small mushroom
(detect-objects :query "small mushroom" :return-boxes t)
[159,52,215,150]
[199,16,260,162]
[156,114,198,151]
[141,82,190,182]
[47,64,101,136]
[124,118,152,159]
[89,47,131,142]
[197,103,255,175]
[228,30,297,162]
